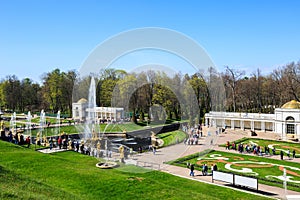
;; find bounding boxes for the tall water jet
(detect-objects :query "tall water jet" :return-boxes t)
[56,110,61,135]
[27,111,32,144]
[84,77,97,142]
[77,77,118,169]
[39,110,46,144]
[10,112,17,135]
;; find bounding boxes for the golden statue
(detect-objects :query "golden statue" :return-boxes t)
[151,131,157,147]
[17,132,21,143]
[119,145,125,162]
[0,121,4,131]
[97,141,101,150]
[68,140,73,150]
[92,128,97,140]
[43,135,48,146]
[36,132,40,144]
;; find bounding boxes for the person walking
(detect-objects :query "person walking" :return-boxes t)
[58,136,62,149]
[287,149,290,159]
[280,150,284,160]
[49,137,53,150]
[292,150,296,159]
[189,164,195,177]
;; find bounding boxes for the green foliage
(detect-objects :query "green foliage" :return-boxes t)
[41,69,76,113]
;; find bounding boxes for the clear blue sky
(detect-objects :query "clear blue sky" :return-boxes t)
[1,0,300,83]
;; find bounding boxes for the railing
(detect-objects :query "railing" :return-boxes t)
[136,161,160,170]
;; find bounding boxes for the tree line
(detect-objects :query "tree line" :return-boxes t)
[0,69,76,115]
[0,61,300,121]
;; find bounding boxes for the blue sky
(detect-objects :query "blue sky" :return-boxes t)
[1,0,300,83]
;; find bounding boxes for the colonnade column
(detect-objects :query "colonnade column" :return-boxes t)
[231,120,235,130]
[205,118,209,126]
[240,120,244,130]
[261,121,265,132]
[250,121,254,131]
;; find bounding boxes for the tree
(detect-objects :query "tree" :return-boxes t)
[2,75,21,111]
[20,78,41,112]
[41,68,76,114]
[223,66,245,112]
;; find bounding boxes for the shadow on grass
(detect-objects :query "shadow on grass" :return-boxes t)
[159,134,172,139]
[225,184,277,196]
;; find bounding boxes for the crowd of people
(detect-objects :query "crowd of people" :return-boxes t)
[187,162,218,177]
[183,123,203,145]
[225,141,297,159]
[0,128,31,148]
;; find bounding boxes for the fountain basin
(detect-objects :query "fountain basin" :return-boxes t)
[96,161,118,169]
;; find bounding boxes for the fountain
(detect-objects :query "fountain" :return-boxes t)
[78,77,118,169]
[10,112,17,135]
[56,110,61,135]
[39,110,47,146]
[26,111,32,144]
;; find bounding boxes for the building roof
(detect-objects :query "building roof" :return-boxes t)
[77,98,88,104]
[281,100,300,109]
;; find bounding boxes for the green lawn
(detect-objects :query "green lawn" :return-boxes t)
[168,150,300,192]
[157,130,187,147]
[0,141,271,200]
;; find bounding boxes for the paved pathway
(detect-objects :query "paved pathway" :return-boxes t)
[127,128,300,200]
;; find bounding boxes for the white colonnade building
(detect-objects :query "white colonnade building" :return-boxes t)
[205,100,300,140]
[72,98,124,123]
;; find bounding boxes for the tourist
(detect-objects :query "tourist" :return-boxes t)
[58,136,62,149]
[26,136,30,148]
[187,162,190,168]
[272,147,276,155]
[232,142,236,150]
[189,164,195,177]
[20,134,24,145]
[280,150,284,160]
[245,145,250,153]
[80,144,85,154]
[204,164,208,175]
[213,164,218,171]
[75,140,79,152]
[264,146,268,155]
[8,131,12,143]
[153,146,156,155]
[287,149,290,159]
[49,137,53,150]
[14,133,18,144]
[202,164,205,175]
[292,150,296,159]
[225,141,230,150]
[108,149,112,158]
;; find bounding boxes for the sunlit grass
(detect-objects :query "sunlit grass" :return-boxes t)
[0,140,270,200]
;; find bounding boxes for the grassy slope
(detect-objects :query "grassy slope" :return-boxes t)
[0,141,270,200]
[157,130,187,147]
